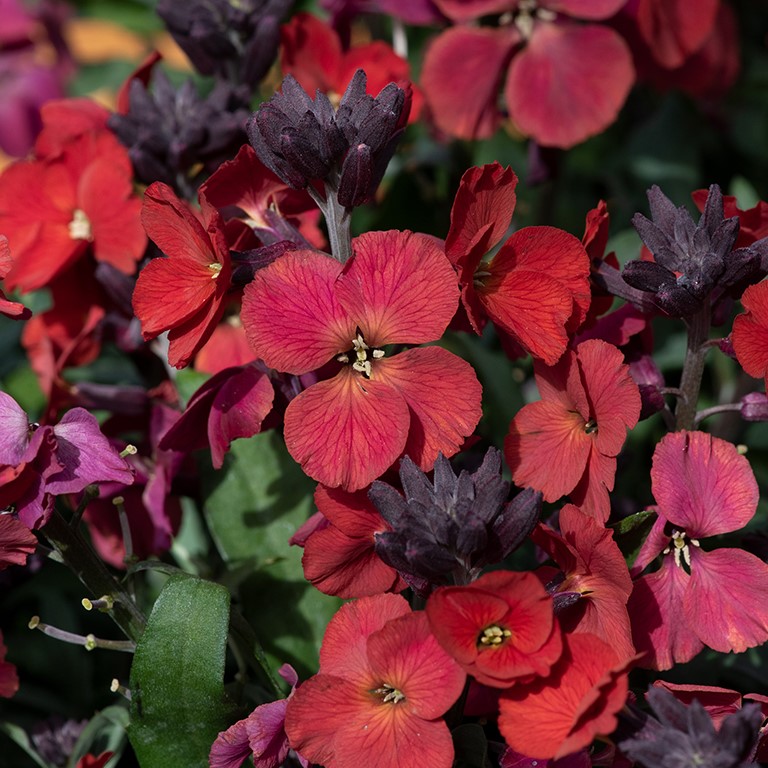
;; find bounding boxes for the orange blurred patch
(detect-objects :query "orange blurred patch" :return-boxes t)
[65,18,147,64]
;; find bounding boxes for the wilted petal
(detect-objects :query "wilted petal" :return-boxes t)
[505,22,633,149]
[0,514,37,570]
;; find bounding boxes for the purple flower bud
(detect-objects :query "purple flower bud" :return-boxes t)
[741,392,768,422]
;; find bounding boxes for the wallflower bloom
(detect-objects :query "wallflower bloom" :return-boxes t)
[426,570,562,688]
[628,430,768,670]
[732,280,768,388]
[242,230,482,490]
[505,339,641,522]
[445,163,591,365]
[133,182,232,369]
[498,633,632,760]
[285,593,466,768]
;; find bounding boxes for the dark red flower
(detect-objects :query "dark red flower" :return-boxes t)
[0,514,37,571]
[0,631,19,699]
[426,570,562,688]
[133,182,233,369]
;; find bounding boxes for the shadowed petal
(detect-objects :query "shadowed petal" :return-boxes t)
[284,369,410,491]
[505,23,633,148]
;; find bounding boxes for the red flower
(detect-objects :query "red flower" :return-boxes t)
[285,594,466,768]
[532,504,635,662]
[628,430,768,670]
[0,98,146,293]
[505,339,641,522]
[241,231,482,490]
[426,570,562,688]
[445,163,591,365]
[133,182,233,369]
[296,484,407,598]
[281,12,422,122]
[498,632,632,760]
[732,280,768,387]
[0,630,19,699]
[0,236,29,319]
[421,0,634,147]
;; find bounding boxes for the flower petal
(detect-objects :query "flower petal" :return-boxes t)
[505,23,634,148]
[284,369,410,491]
[732,281,768,383]
[376,347,482,471]
[686,548,768,654]
[339,231,458,347]
[650,431,758,537]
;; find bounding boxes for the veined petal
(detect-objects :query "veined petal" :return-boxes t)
[339,231,458,347]
[505,400,591,502]
[650,431,758,538]
[0,392,32,465]
[686,548,768,654]
[628,557,703,671]
[242,250,355,375]
[421,26,518,140]
[376,347,482,471]
[732,281,768,382]
[568,449,616,525]
[505,23,634,149]
[284,369,410,491]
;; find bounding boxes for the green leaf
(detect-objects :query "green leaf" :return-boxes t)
[0,723,49,768]
[611,510,656,568]
[202,432,342,676]
[451,724,492,768]
[128,575,234,768]
[67,706,129,768]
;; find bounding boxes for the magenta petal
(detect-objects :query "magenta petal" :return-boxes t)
[421,26,518,140]
[505,22,634,148]
[340,231,458,347]
[242,250,355,375]
[244,698,290,768]
[47,409,134,494]
[0,391,31,465]
[209,367,274,468]
[209,718,252,768]
[628,557,703,671]
[650,431,758,538]
[541,0,627,20]
[378,347,483,471]
[284,369,410,491]
[686,548,768,654]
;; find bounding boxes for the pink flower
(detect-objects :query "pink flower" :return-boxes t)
[241,231,482,490]
[628,430,768,670]
[284,594,466,768]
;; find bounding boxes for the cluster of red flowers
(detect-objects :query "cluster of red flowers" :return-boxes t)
[1,2,768,768]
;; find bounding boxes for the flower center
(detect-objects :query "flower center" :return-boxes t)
[336,330,385,379]
[208,262,223,279]
[509,0,556,39]
[663,528,700,571]
[583,418,598,435]
[478,624,512,647]
[372,683,406,704]
[68,209,92,241]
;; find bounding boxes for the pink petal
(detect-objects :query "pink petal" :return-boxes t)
[376,347,483,470]
[284,369,410,491]
[0,514,37,570]
[444,163,518,267]
[650,431,758,538]
[242,250,355,375]
[319,593,411,679]
[505,23,634,148]
[628,557,703,671]
[340,231,458,347]
[0,391,31,465]
[541,0,627,19]
[433,0,511,21]
[245,698,291,768]
[421,26,518,140]
[686,548,768,654]
[366,612,466,718]
[209,718,252,768]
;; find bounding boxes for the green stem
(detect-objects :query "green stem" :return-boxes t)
[42,510,146,642]
[322,186,352,264]
[674,302,712,431]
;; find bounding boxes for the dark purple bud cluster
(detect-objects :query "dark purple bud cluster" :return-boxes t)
[156,0,291,90]
[248,70,410,208]
[369,449,541,596]
[623,185,768,317]
[109,74,250,197]
[618,688,763,768]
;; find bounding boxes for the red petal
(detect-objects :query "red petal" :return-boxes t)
[686,548,768,653]
[165,288,228,369]
[505,23,634,148]
[444,163,518,267]
[627,557,703,671]
[340,231,458,347]
[542,0,627,19]
[195,321,253,374]
[505,400,591,503]
[568,449,616,524]
[280,12,341,97]
[315,485,385,538]
[433,0,510,22]
[0,514,37,570]
[376,347,482,470]
[284,369,410,491]
[319,593,411,679]
[421,26,517,140]
[242,249,354,375]
[733,281,768,382]
[650,431,758,538]
[636,0,719,69]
